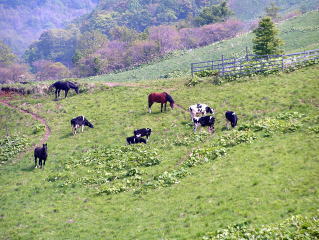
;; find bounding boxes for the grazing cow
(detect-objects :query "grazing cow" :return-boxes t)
[148,92,175,113]
[134,128,152,139]
[193,115,215,133]
[70,116,94,135]
[49,81,79,99]
[189,104,214,120]
[126,136,147,145]
[34,143,48,169]
[225,111,238,129]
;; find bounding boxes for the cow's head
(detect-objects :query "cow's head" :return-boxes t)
[206,106,215,114]
[85,121,94,128]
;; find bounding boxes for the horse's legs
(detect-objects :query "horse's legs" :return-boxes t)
[81,125,84,132]
[34,156,37,168]
[148,102,153,113]
[55,89,58,99]
[161,103,163,112]
[57,89,61,98]
[164,103,167,111]
[65,89,69,98]
[43,159,46,169]
[39,159,42,169]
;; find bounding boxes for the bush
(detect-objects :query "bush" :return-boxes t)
[0,135,28,163]
[202,214,319,240]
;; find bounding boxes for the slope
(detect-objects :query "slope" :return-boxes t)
[0,64,318,239]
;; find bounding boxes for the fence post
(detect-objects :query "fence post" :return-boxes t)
[245,46,249,61]
[281,55,284,71]
[191,63,194,78]
[221,55,225,75]
[211,60,214,70]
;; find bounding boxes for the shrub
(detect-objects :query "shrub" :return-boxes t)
[202,214,319,240]
[0,135,28,163]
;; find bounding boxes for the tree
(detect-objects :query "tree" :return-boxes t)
[73,30,108,63]
[265,2,281,20]
[194,1,233,26]
[0,41,16,65]
[33,60,71,81]
[252,16,284,56]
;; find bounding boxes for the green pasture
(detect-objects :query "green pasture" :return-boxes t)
[0,64,318,239]
[84,11,319,83]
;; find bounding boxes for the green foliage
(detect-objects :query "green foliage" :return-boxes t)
[186,76,203,87]
[24,29,78,65]
[194,1,233,26]
[0,135,28,163]
[253,17,284,56]
[265,2,281,20]
[49,145,161,195]
[0,41,16,65]
[202,214,319,240]
[32,124,45,134]
[73,30,108,62]
[195,70,219,78]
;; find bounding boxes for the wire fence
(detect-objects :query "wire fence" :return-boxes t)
[191,48,319,77]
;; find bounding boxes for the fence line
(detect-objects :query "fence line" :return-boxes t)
[191,49,319,77]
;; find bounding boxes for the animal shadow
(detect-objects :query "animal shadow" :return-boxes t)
[21,165,36,172]
[60,132,74,139]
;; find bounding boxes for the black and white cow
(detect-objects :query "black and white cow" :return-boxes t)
[193,115,215,133]
[126,136,147,145]
[134,128,152,139]
[225,111,238,129]
[70,116,94,135]
[189,104,214,120]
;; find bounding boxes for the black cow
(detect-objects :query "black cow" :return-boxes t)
[126,136,147,145]
[193,115,215,133]
[134,128,152,139]
[70,116,94,135]
[225,111,238,129]
[34,143,48,169]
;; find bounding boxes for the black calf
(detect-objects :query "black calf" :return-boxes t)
[225,111,238,129]
[193,116,215,133]
[34,143,48,169]
[126,136,147,145]
[134,128,152,139]
[71,116,94,135]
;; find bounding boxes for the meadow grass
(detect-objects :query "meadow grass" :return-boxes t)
[0,64,318,239]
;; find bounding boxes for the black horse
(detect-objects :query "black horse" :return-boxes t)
[49,81,79,99]
[34,143,48,169]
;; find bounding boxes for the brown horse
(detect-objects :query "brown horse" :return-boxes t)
[148,92,175,113]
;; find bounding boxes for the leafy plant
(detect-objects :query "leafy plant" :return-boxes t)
[202,214,319,240]
[0,135,28,163]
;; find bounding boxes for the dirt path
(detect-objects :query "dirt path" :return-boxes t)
[0,99,51,161]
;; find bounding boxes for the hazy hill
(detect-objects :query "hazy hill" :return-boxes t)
[229,0,319,20]
[0,0,98,55]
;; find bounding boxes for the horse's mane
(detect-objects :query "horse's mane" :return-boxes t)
[164,92,174,103]
[66,81,78,89]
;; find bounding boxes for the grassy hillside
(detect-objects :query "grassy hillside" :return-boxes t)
[0,64,318,239]
[85,11,319,83]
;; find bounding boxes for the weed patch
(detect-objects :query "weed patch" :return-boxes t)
[0,135,28,164]
[202,213,319,240]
